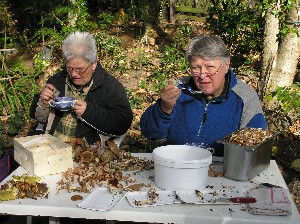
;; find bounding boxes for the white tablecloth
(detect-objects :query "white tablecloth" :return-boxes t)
[0,154,299,224]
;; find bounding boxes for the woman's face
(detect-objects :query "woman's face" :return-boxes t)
[66,58,97,86]
[190,57,229,99]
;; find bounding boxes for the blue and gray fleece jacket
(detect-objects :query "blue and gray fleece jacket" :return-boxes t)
[140,69,267,156]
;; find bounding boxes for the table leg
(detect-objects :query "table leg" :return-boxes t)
[26,216,32,224]
[106,221,116,224]
[49,216,60,224]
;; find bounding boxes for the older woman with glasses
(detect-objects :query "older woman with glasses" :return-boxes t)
[30,31,133,145]
[140,34,267,156]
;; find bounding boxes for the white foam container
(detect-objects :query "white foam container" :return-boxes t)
[153,145,212,190]
[14,134,73,176]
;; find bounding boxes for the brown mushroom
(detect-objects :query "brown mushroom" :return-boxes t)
[81,151,93,163]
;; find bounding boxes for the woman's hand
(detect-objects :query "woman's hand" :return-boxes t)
[73,100,87,117]
[160,81,181,114]
[40,84,56,106]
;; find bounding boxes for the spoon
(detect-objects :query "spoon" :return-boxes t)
[174,80,205,95]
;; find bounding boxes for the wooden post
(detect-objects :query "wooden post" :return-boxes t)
[170,0,176,23]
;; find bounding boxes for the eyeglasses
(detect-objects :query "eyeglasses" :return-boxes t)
[66,63,92,75]
[190,64,223,78]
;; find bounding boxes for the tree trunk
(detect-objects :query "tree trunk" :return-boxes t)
[259,1,300,98]
[270,4,300,88]
[258,3,279,99]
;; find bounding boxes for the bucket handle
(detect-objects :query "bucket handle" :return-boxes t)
[184,144,215,155]
[206,147,215,155]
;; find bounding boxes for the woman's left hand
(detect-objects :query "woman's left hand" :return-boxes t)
[72,100,87,117]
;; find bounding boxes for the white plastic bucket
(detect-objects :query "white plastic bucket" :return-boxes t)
[153,145,212,190]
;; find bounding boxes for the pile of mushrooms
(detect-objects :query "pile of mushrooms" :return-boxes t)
[57,138,154,193]
[223,128,273,146]
[0,173,49,201]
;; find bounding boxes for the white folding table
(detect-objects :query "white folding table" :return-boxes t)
[0,153,299,224]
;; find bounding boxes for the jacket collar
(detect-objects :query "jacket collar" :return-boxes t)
[89,62,106,91]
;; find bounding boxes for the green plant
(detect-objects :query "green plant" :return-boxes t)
[209,0,264,67]
[33,0,98,45]
[177,25,193,37]
[150,70,169,92]
[98,12,115,30]
[7,112,25,135]
[0,2,17,51]
[0,112,25,158]
[33,53,51,76]
[267,83,300,114]
[264,83,300,135]
[140,80,147,89]
[258,0,296,38]
[159,39,189,78]
[129,48,152,70]
[127,88,143,109]
[134,33,189,94]
[93,31,128,74]
[129,0,162,27]
[0,54,40,116]
[96,32,123,55]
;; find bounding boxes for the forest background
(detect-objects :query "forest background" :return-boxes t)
[0,0,299,210]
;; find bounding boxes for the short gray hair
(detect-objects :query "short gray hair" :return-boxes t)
[185,35,230,63]
[62,31,97,64]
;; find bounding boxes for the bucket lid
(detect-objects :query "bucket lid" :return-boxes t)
[153,145,212,165]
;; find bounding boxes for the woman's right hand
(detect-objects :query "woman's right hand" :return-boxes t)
[160,81,181,114]
[40,84,56,106]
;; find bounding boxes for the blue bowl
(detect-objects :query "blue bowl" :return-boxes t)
[50,97,76,111]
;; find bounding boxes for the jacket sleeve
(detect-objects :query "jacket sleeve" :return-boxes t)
[29,93,51,123]
[245,113,267,129]
[140,99,176,140]
[233,80,267,129]
[29,84,60,124]
[29,93,41,119]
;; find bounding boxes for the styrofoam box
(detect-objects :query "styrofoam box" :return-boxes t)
[14,134,73,176]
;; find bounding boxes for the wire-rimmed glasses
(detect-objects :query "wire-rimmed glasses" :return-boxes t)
[190,64,223,78]
[66,63,92,76]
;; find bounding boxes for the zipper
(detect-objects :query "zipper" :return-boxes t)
[197,102,209,136]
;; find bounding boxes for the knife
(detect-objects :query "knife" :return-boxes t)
[216,197,256,203]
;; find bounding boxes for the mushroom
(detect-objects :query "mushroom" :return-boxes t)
[81,151,93,163]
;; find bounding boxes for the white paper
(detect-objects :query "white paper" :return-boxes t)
[77,187,126,211]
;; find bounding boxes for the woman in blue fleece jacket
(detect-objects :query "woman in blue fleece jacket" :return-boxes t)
[140,34,267,156]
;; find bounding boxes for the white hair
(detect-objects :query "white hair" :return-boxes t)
[62,31,97,63]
